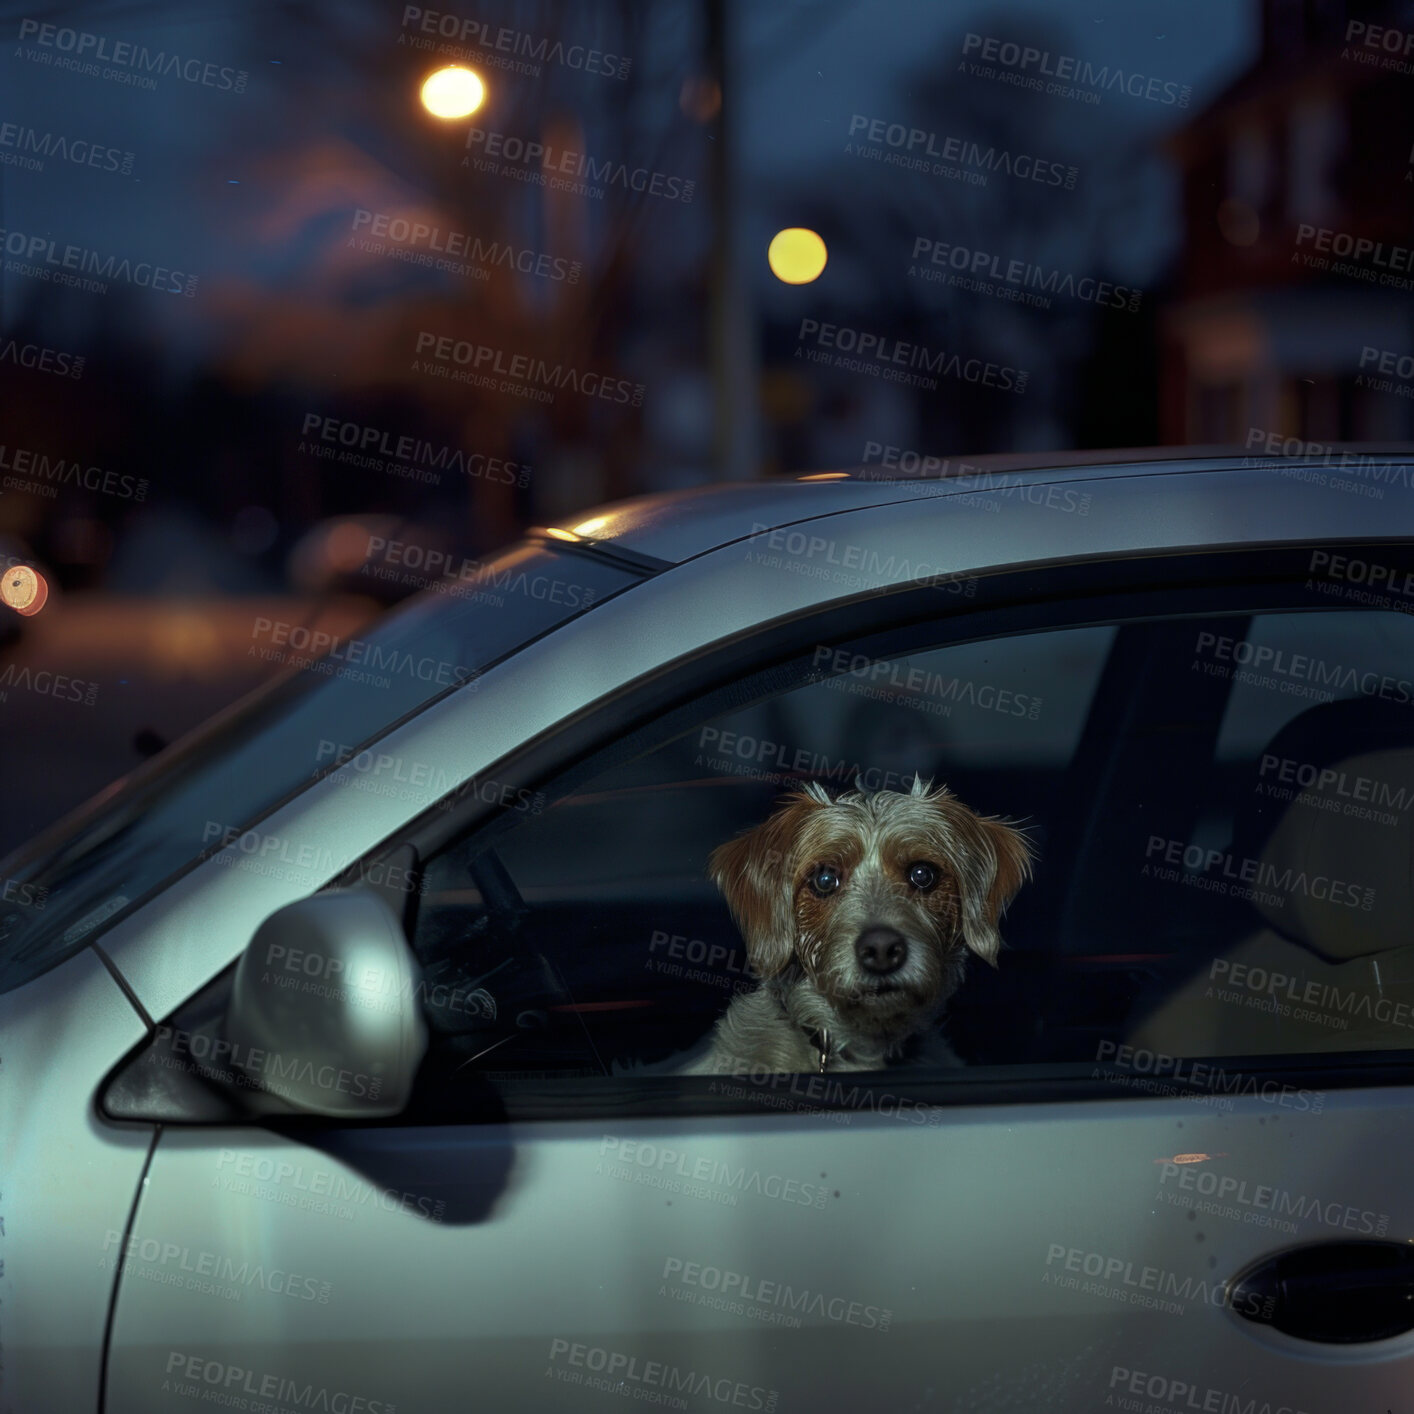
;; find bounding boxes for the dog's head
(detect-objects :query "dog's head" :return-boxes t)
[709,775,1033,1041]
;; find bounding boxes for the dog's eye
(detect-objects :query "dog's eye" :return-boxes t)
[906,861,938,891]
[810,866,841,896]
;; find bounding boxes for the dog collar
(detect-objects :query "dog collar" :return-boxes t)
[774,991,843,1072]
[807,1026,838,1073]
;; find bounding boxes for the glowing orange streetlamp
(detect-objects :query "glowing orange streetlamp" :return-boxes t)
[0,564,48,616]
[421,66,485,119]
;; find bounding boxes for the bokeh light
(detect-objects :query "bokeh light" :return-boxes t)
[1216,198,1260,247]
[768,228,828,285]
[0,565,49,617]
[679,76,722,122]
[421,66,485,119]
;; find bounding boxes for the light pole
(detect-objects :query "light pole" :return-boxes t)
[706,0,760,482]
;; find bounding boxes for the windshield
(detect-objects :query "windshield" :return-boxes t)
[0,543,638,993]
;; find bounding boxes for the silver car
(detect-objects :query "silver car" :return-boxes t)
[6,449,1414,1413]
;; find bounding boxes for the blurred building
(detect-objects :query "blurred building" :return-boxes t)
[1161,0,1414,443]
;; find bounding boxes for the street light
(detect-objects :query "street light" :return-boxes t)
[0,565,48,616]
[768,228,827,284]
[421,66,485,119]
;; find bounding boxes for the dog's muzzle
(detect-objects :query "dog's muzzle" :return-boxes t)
[855,926,907,976]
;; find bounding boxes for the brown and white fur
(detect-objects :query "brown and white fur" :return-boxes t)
[680,775,1033,1074]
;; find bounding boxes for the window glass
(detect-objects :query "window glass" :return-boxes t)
[1131,607,1414,1061]
[0,542,638,995]
[1214,609,1414,759]
[406,602,1414,1092]
[493,623,1116,898]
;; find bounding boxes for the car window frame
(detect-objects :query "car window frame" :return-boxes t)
[104,540,1414,1130]
[330,540,1412,1111]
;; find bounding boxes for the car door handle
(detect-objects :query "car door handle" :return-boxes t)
[1229,1240,1414,1343]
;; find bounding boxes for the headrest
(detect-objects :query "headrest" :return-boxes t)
[1235,699,1414,958]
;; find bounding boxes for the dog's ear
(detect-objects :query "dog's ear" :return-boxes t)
[948,810,1034,968]
[709,790,823,979]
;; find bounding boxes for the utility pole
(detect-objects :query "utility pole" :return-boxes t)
[706,0,760,481]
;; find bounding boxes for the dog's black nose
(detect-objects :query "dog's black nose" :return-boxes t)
[856,927,907,974]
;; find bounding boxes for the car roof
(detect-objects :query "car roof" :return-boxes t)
[544,444,1414,566]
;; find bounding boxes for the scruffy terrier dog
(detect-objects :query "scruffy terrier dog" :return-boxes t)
[681,776,1033,1074]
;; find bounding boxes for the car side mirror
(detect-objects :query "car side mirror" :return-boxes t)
[222,888,429,1118]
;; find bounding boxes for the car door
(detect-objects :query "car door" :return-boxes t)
[0,948,154,1414]
[102,544,1414,1413]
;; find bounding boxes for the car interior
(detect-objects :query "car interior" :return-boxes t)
[402,601,1414,1088]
